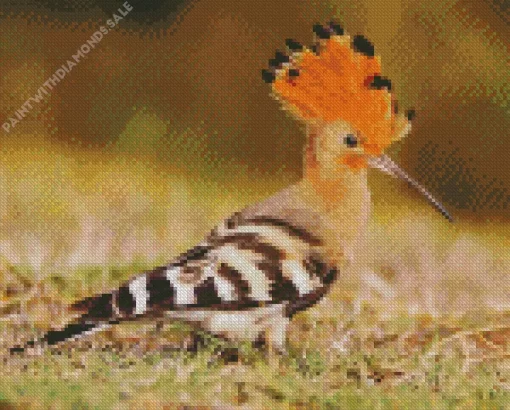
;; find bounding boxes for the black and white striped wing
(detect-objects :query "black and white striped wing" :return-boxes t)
[10,214,338,352]
[76,213,338,319]
[134,214,338,316]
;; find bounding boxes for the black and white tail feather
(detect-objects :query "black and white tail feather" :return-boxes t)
[10,213,338,354]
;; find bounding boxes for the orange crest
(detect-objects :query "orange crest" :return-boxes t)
[263,22,411,150]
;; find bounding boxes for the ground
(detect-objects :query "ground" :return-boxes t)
[1,268,510,409]
[0,147,508,409]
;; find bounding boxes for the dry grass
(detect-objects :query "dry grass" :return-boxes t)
[0,142,509,409]
[1,306,510,409]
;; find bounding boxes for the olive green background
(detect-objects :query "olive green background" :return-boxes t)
[0,4,509,408]
[0,0,508,222]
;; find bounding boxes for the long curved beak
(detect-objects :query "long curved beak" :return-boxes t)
[368,154,454,222]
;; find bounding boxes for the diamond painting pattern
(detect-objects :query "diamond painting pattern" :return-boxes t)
[0,1,509,408]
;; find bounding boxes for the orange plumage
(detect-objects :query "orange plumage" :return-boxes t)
[269,26,402,153]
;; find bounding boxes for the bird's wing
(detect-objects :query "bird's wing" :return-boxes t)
[10,211,338,353]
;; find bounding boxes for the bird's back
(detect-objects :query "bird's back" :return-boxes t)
[10,184,341,353]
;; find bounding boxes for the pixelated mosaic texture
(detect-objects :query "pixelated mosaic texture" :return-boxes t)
[0,0,509,408]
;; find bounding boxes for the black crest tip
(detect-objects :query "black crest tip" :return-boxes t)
[288,68,299,77]
[328,21,344,35]
[261,69,276,83]
[369,75,392,91]
[274,50,290,64]
[406,109,416,121]
[268,58,280,69]
[352,35,375,57]
[312,23,322,34]
[285,38,304,51]
[312,23,331,39]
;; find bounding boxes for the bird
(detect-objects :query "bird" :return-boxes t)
[10,21,452,355]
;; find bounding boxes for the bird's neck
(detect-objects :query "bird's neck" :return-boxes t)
[301,158,371,227]
[299,134,371,265]
[302,131,370,212]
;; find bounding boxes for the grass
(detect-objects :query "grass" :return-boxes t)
[1,259,510,409]
[0,141,509,409]
[1,301,510,409]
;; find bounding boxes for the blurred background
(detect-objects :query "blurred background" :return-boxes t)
[0,0,508,316]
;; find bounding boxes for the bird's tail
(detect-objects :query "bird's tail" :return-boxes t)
[9,291,120,354]
[9,320,111,354]
[9,264,174,354]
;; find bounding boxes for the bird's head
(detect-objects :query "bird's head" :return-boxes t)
[263,22,452,222]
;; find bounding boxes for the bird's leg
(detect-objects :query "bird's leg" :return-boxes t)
[257,305,290,365]
[154,320,164,334]
[264,315,289,356]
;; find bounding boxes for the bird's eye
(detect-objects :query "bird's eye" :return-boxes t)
[344,134,358,148]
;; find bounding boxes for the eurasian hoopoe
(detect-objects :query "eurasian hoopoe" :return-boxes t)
[10,22,452,354]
